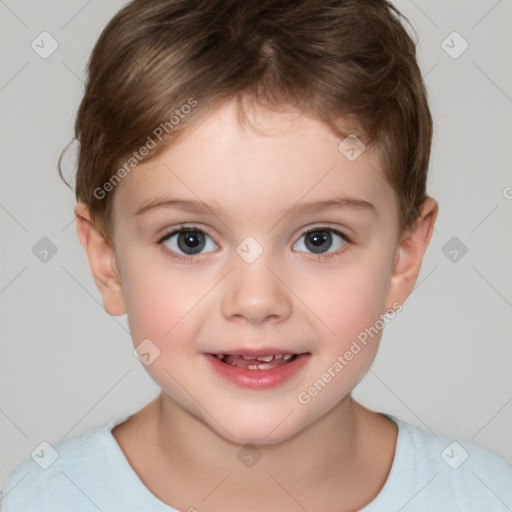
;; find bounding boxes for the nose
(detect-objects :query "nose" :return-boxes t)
[221,257,292,326]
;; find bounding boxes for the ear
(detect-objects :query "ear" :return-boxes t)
[75,204,126,316]
[386,198,438,308]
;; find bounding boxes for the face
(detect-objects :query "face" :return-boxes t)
[109,99,403,444]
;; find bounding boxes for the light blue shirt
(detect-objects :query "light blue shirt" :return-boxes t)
[2,414,511,511]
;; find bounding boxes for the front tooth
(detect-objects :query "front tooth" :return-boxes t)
[283,354,294,361]
[274,354,283,359]
[242,355,254,360]
[257,363,273,369]
[256,355,273,362]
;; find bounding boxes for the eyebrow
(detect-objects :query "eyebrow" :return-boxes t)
[134,195,376,217]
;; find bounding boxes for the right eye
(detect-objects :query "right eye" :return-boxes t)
[159,226,217,259]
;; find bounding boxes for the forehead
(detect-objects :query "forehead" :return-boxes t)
[113,99,397,226]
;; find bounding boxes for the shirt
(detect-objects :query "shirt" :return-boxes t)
[1,413,511,511]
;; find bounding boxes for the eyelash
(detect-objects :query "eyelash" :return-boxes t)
[157,224,352,263]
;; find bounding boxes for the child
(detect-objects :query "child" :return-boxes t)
[2,0,511,510]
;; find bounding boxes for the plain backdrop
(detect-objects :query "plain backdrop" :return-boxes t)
[1,0,511,489]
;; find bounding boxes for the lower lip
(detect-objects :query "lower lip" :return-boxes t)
[204,353,310,390]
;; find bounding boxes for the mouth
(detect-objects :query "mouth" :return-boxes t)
[204,350,311,389]
[211,353,300,370]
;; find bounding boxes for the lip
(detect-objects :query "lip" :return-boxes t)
[204,352,311,390]
[209,347,298,358]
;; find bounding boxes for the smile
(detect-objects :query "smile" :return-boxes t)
[204,351,311,389]
[213,353,297,369]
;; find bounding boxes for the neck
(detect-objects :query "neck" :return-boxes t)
[156,392,362,486]
[123,394,396,511]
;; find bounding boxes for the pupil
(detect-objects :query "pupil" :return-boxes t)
[306,230,331,254]
[178,231,205,254]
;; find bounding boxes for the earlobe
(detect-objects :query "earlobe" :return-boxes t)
[75,204,126,316]
[386,198,438,307]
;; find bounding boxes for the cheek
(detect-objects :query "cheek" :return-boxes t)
[121,254,210,346]
[295,256,392,342]
[292,261,392,413]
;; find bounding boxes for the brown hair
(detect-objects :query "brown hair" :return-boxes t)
[63,0,432,240]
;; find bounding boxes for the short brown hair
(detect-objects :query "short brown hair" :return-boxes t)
[63,0,432,239]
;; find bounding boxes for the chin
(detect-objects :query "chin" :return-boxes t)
[207,409,306,446]
[221,426,298,446]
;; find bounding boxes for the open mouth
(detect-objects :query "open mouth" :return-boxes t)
[205,351,311,389]
[211,353,302,370]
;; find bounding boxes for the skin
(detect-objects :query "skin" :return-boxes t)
[76,98,437,511]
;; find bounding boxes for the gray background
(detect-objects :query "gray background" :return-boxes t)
[1,0,511,489]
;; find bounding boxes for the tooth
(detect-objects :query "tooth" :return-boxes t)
[242,355,254,360]
[215,354,224,360]
[257,363,274,369]
[248,365,259,370]
[274,354,283,359]
[283,354,293,361]
[256,355,273,362]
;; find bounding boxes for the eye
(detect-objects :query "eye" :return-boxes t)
[159,226,217,258]
[293,227,348,256]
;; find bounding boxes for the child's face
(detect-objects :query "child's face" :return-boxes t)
[107,99,410,443]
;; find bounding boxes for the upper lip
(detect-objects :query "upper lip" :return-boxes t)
[206,348,308,357]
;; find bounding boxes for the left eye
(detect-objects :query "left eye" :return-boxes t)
[293,228,347,255]
[161,228,217,256]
